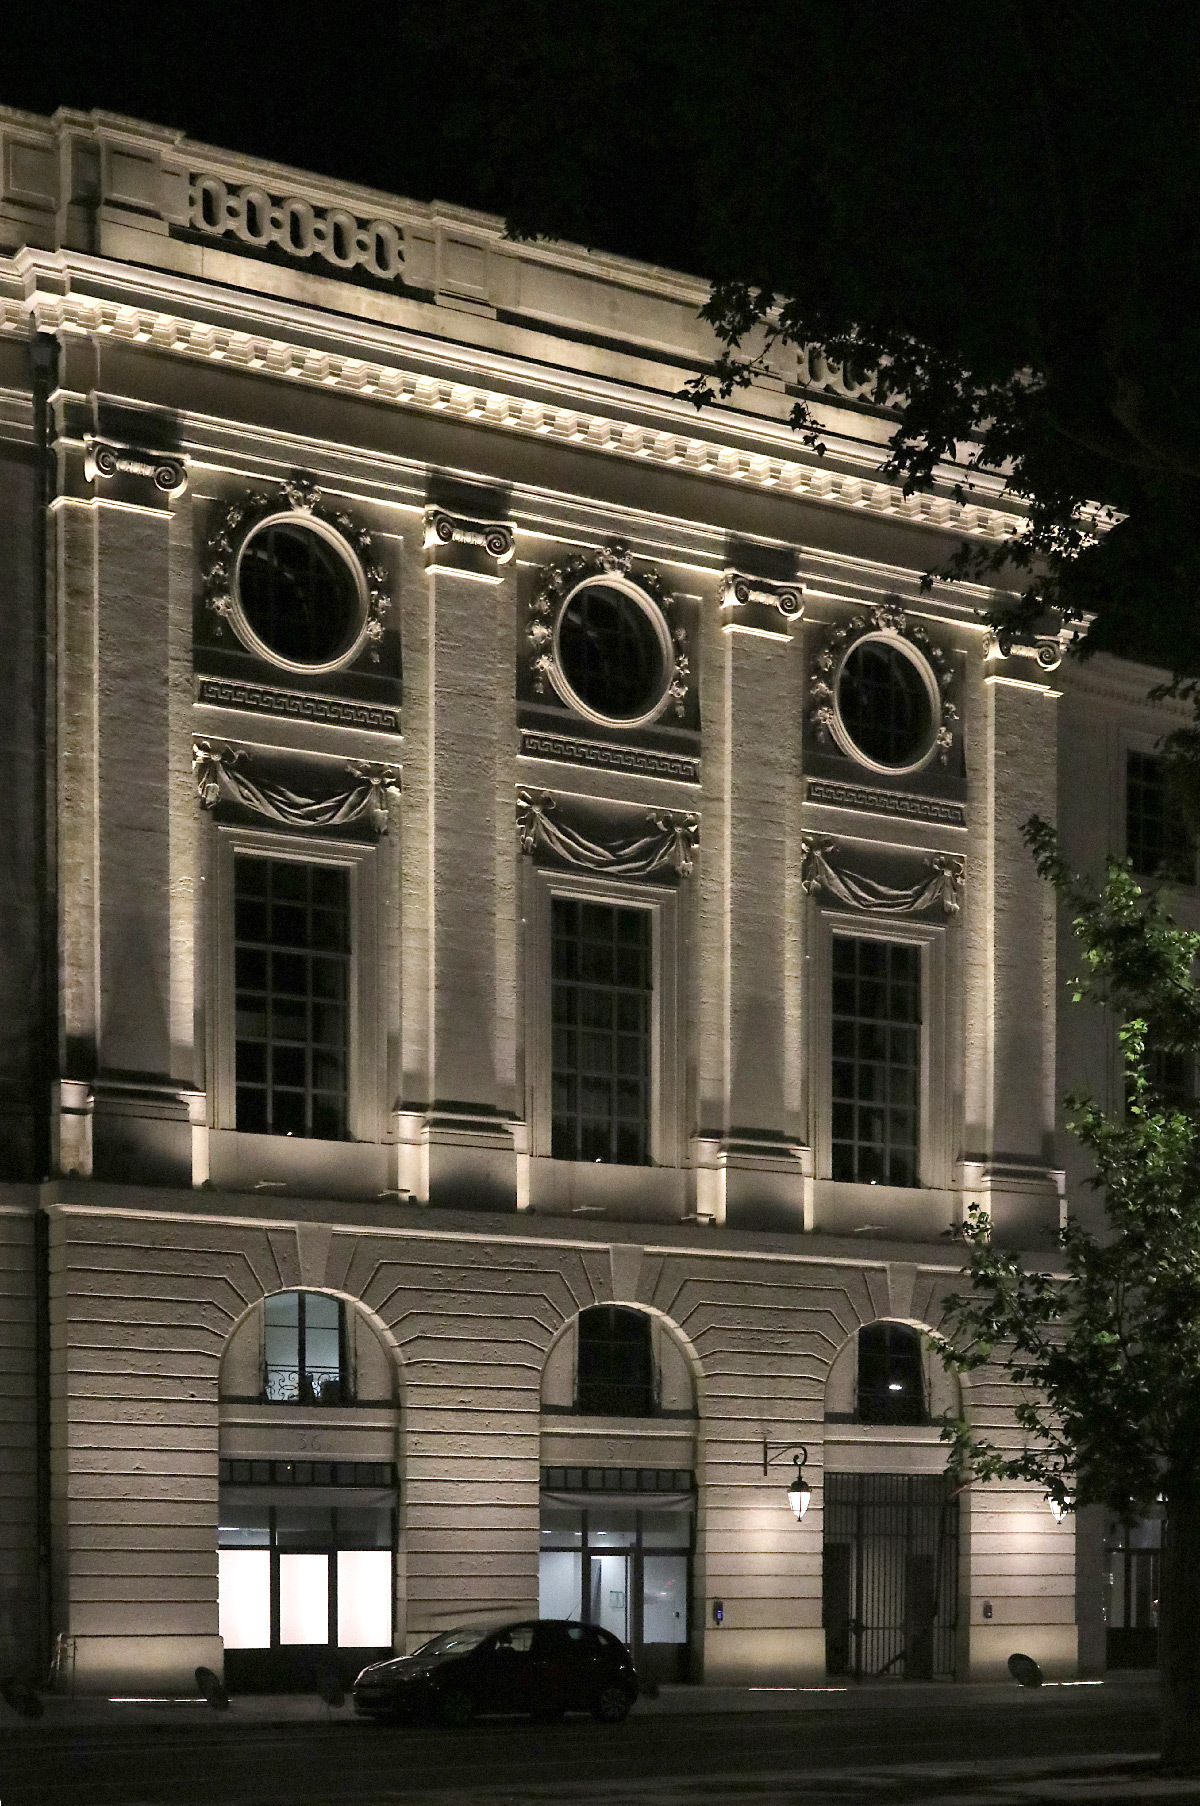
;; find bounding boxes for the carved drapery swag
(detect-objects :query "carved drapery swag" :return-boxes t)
[193,742,400,835]
[800,835,964,915]
[516,789,699,878]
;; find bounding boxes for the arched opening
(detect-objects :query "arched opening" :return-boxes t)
[539,1306,698,1685]
[217,1290,401,1692]
[822,1319,961,1683]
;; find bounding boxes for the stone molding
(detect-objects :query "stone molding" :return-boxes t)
[3,285,1030,545]
[800,834,964,915]
[83,434,187,497]
[984,623,1080,673]
[804,778,966,828]
[423,506,515,563]
[193,740,400,835]
[195,678,401,735]
[518,729,699,785]
[721,570,803,637]
[516,788,699,878]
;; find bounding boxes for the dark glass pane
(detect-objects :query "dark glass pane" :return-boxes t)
[1127,750,1195,883]
[549,897,650,1165]
[234,858,350,1140]
[576,1306,655,1415]
[837,641,932,767]
[238,520,361,666]
[830,936,921,1187]
[556,582,665,720]
[857,1322,927,1425]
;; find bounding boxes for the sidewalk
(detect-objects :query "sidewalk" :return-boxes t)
[2,1670,1158,1730]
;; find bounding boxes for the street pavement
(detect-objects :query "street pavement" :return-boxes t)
[0,1674,1191,1806]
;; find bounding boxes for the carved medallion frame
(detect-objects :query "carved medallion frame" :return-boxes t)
[527,544,689,729]
[204,476,392,675]
[809,602,956,777]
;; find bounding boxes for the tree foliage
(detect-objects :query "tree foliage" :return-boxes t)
[934,818,1200,1518]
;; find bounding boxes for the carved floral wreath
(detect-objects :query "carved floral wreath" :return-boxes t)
[204,476,392,665]
[527,543,689,721]
[809,601,957,767]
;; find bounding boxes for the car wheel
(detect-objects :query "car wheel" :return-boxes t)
[591,1683,631,1724]
[437,1688,476,1729]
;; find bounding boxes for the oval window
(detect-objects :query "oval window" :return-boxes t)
[236,520,364,669]
[555,582,666,723]
[837,640,933,769]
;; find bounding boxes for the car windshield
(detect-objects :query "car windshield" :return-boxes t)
[412,1629,486,1659]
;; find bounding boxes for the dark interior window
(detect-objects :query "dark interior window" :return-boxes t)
[235,856,350,1140]
[831,936,921,1186]
[1126,751,1195,883]
[556,583,664,720]
[551,899,651,1165]
[238,520,361,666]
[263,1290,346,1404]
[856,1322,927,1426]
[576,1306,655,1416]
[837,641,931,767]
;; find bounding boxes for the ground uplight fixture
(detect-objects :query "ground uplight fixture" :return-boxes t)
[763,1439,812,1520]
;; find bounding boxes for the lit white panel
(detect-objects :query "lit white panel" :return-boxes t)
[279,1552,329,1645]
[538,1550,581,1620]
[218,1549,271,1650]
[337,1550,392,1647]
[642,1554,687,1643]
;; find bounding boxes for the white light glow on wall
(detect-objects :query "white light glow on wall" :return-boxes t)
[279,1553,329,1645]
[337,1550,392,1647]
[218,1549,271,1649]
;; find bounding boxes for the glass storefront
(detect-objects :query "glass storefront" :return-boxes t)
[538,1491,693,1682]
[218,1488,395,1690]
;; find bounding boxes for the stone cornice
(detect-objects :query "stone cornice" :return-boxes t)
[0,259,1030,544]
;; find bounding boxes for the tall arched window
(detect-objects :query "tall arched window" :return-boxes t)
[576,1306,655,1415]
[856,1322,927,1426]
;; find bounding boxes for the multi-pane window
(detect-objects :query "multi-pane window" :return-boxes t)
[831,936,921,1186]
[263,1290,345,1405]
[1126,751,1194,883]
[235,857,350,1139]
[856,1322,928,1425]
[576,1306,656,1415]
[551,899,651,1164]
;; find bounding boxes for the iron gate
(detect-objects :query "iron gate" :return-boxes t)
[823,1473,959,1680]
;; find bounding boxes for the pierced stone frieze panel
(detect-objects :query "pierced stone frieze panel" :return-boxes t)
[193,741,400,835]
[527,544,690,729]
[517,788,699,878]
[203,477,392,674]
[519,729,699,785]
[800,835,964,915]
[809,601,957,777]
[187,173,406,283]
[195,678,401,735]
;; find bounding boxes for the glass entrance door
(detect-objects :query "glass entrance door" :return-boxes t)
[590,1552,630,1642]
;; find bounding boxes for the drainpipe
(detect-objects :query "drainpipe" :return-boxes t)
[30,331,59,1680]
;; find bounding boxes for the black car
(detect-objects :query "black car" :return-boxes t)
[353,1619,639,1726]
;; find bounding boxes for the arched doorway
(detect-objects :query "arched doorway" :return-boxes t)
[822,1319,961,1681]
[217,1289,401,1691]
[539,1305,698,1683]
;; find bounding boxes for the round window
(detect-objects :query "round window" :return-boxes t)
[235,519,365,670]
[836,638,935,769]
[554,581,668,723]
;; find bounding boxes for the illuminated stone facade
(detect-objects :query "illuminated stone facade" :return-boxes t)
[0,107,1171,1692]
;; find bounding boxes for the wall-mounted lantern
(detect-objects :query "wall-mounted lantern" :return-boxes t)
[763,1439,812,1520]
[1047,1492,1073,1524]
